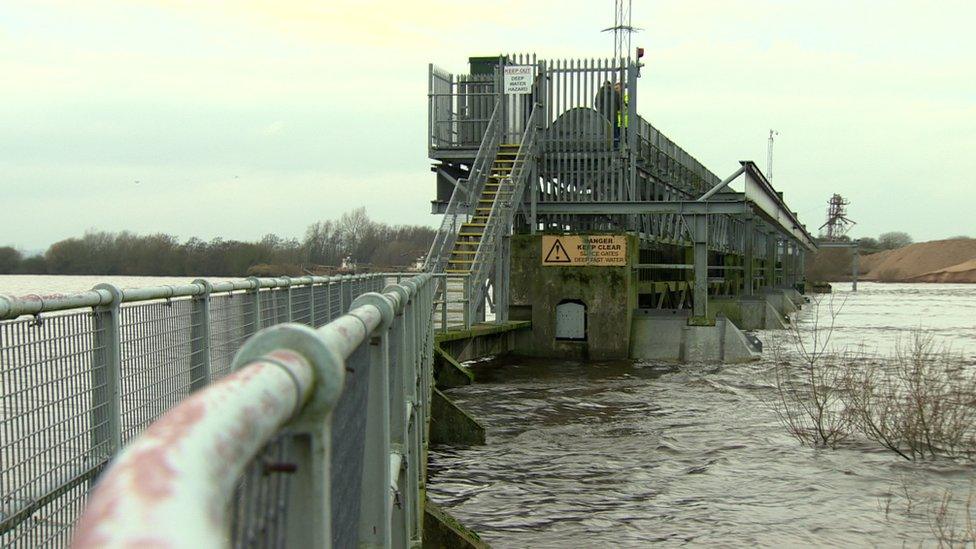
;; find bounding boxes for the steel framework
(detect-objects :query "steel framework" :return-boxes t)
[818,193,856,240]
[426,53,817,320]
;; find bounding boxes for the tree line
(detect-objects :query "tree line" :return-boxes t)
[0,208,436,277]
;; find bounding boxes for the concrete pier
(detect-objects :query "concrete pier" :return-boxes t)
[506,233,800,363]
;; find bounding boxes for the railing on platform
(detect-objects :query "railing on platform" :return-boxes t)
[428,64,496,152]
[467,105,541,320]
[0,272,442,547]
[424,102,502,275]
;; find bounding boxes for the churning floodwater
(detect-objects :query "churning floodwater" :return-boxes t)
[428,283,976,547]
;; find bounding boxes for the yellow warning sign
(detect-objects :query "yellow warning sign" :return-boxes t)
[541,235,628,266]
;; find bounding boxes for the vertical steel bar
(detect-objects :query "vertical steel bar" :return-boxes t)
[357,302,392,547]
[90,283,123,460]
[690,215,708,319]
[245,277,263,337]
[189,279,212,391]
[743,216,755,296]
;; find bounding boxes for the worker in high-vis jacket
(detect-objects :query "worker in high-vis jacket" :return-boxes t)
[613,81,628,147]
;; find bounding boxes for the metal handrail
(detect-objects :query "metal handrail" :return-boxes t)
[424,100,502,273]
[72,273,436,547]
[0,274,380,320]
[466,105,541,315]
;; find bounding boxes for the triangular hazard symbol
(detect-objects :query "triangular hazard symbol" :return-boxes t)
[544,239,572,263]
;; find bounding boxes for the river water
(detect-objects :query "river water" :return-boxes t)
[427,283,976,547]
[0,274,245,297]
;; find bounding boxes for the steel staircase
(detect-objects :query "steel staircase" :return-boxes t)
[445,143,520,275]
[425,104,540,326]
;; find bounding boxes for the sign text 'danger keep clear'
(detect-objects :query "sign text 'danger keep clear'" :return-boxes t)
[541,235,627,266]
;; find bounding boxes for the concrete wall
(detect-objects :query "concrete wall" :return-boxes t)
[509,233,638,360]
[630,310,760,363]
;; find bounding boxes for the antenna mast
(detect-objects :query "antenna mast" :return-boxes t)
[766,129,778,181]
[602,0,640,60]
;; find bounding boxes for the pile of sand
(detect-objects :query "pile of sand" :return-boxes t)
[906,258,976,283]
[860,239,976,282]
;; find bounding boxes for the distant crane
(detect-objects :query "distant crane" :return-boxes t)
[818,194,856,240]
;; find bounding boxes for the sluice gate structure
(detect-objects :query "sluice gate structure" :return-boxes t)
[0,52,817,548]
[427,54,816,361]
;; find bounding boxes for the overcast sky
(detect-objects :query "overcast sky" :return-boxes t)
[2,1,974,251]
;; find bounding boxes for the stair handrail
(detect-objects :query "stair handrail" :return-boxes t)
[424,100,502,273]
[466,105,541,314]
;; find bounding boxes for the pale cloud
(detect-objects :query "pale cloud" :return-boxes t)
[1,0,975,250]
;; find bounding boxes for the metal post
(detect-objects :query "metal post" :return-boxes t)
[383,284,409,547]
[439,275,447,331]
[189,279,212,391]
[462,275,472,329]
[743,216,755,296]
[245,277,263,335]
[764,233,776,289]
[781,243,791,289]
[852,249,859,292]
[403,283,422,544]
[497,234,511,322]
[352,293,394,548]
[90,283,123,459]
[626,60,638,204]
[309,279,317,327]
[284,428,332,548]
[799,249,806,289]
[280,277,293,323]
[689,215,708,320]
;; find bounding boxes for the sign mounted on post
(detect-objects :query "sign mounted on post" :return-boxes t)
[541,235,628,266]
[504,65,533,94]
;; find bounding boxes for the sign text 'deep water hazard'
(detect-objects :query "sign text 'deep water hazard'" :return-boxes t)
[503,65,533,94]
[541,235,627,266]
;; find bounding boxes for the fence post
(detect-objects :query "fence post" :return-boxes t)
[351,293,395,547]
[245,277,263,335]
[439,275,447,331]
[463,275,472,329]
[399,279,422,544]
[309,279,317,327]
[280,277,293,323]
[231,324,346,549]
[189,279,212,391]
[91,283,123,458]
[383,283,410,547]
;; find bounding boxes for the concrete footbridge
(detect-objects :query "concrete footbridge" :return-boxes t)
[0,53,814,548]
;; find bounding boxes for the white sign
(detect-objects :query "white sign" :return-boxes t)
[504,65,533,94]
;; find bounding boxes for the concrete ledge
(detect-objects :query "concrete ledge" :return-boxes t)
[423,498,490,549]
[738,296,788,330]
[762,288,798,317]
[435,321,531,344]
[630,310,760,363]
[784,288,805,307]
[436,321,530,363]
[434,344,474,389]
[430,388,486,446]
